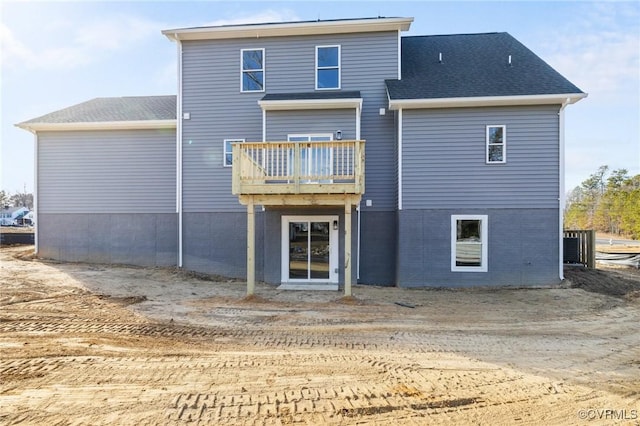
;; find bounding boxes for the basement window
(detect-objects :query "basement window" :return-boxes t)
[451,215,488,272]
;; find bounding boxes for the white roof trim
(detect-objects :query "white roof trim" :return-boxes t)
[388,93,588,110]
[16,119,177,132]
[163,17,413,41]
[259,98,363,111]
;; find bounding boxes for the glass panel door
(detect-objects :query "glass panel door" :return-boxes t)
[288,222,308,279]
[287,135,332,183]
[283,216,337,283]
[309,222,330,279]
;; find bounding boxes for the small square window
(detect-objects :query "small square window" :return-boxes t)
[451,215,488,272]
[316,46,340,90]
[486,125,506,163]
[224,139,245,167]
[241,49,264,92]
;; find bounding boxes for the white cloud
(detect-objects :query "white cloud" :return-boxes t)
[74,16,160,51]
[1,15,164,71]
[202,9,300,27]
[539,3,640,103]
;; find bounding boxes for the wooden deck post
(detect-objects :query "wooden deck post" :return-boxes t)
[587,229,596,269]
[344,201,352,297]
[247,198,255,296]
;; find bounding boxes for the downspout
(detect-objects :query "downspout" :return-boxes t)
[398,108,403,211]
[357,202,361,280]
[33,131,38,254]
[558,98,570,281]
[356,104,362,280]
[176,35,184,267]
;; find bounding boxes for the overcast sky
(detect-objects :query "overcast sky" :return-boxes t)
[1,0,639,194]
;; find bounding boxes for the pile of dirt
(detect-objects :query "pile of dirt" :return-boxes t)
[564,265,640,298]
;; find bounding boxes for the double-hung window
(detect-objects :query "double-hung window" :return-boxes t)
[451,215,488,272]
[223,139,245,167]
[316,46,340,90]
[241,48,264,92]
[486,125,506,163]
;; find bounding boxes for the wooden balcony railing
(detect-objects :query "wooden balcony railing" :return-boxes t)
[232,140,365,195]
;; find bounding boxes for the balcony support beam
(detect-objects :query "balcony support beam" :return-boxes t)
[344,202,352,297]
[246,197,255,296]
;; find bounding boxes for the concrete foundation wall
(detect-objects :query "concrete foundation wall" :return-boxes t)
[38,213,177,266]
[358,211,396,286]
[397,209,560,287]
[182,211,265,280]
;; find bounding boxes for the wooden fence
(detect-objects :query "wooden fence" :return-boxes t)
[563,229,596,268]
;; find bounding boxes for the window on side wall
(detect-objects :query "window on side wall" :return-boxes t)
[451,215,488,272]
[241,49,264,92]
[486,125,506,163]
[224,139,245,167]
[316,45,340,90]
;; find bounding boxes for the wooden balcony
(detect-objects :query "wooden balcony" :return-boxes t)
[232,140,365,197]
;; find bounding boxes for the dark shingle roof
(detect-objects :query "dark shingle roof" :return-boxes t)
[386,33,583,100]
[261,91,361,101]
[20,95,176,124]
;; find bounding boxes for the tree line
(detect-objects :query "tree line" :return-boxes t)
[0,190,34,210]
[564,165,640,239]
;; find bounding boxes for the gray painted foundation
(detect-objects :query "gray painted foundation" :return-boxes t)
[182,211,264,280]
[38,213,177,267]
[397,209,560,287]
[358,211,396,286]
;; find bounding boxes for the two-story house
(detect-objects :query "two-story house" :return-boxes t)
[17,17,586,294]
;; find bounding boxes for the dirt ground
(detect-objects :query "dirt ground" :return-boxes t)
[1,246,639,425]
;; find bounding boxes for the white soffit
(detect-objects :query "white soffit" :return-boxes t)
[163,17,414,41]
[16,119,177,132]
[259,98,363,111]
[388,93,588,110]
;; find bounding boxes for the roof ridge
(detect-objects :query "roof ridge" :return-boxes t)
[403,32,507,39]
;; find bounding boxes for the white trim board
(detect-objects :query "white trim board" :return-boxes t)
[389,93,587,110]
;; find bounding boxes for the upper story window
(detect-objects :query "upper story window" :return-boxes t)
[316,45,340,90]
[486,125,506,163]
[224,139,245,167]
[241,49,264,92]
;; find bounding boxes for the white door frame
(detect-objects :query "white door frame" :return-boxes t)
[281,215,339,284]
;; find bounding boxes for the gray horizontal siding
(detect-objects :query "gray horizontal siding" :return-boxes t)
[181,31,398,212]
[266,110,356,140]
[38,129,176,213]
[402,105,560,209]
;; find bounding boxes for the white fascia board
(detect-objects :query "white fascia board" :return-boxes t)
[258,98,363,111]
[16,119,177,132]
[388,93,588,110]
[163,17,413,41]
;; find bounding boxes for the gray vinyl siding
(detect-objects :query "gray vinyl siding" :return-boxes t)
[38,129,176,213]
[401,105,561,209]
[266,110,356,140]
[181,30,398,212]
[397,208,560,287]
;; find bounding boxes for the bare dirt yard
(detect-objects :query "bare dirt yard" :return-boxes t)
[1,246,639,425]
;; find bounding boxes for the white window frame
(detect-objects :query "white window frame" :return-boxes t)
[451,215,488,272]
[281,215,339,284]
[486,125,506,164]
[240,48,265,93]
[223,138,245,167]
[315,45,341,90]
[287,134,333,182]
